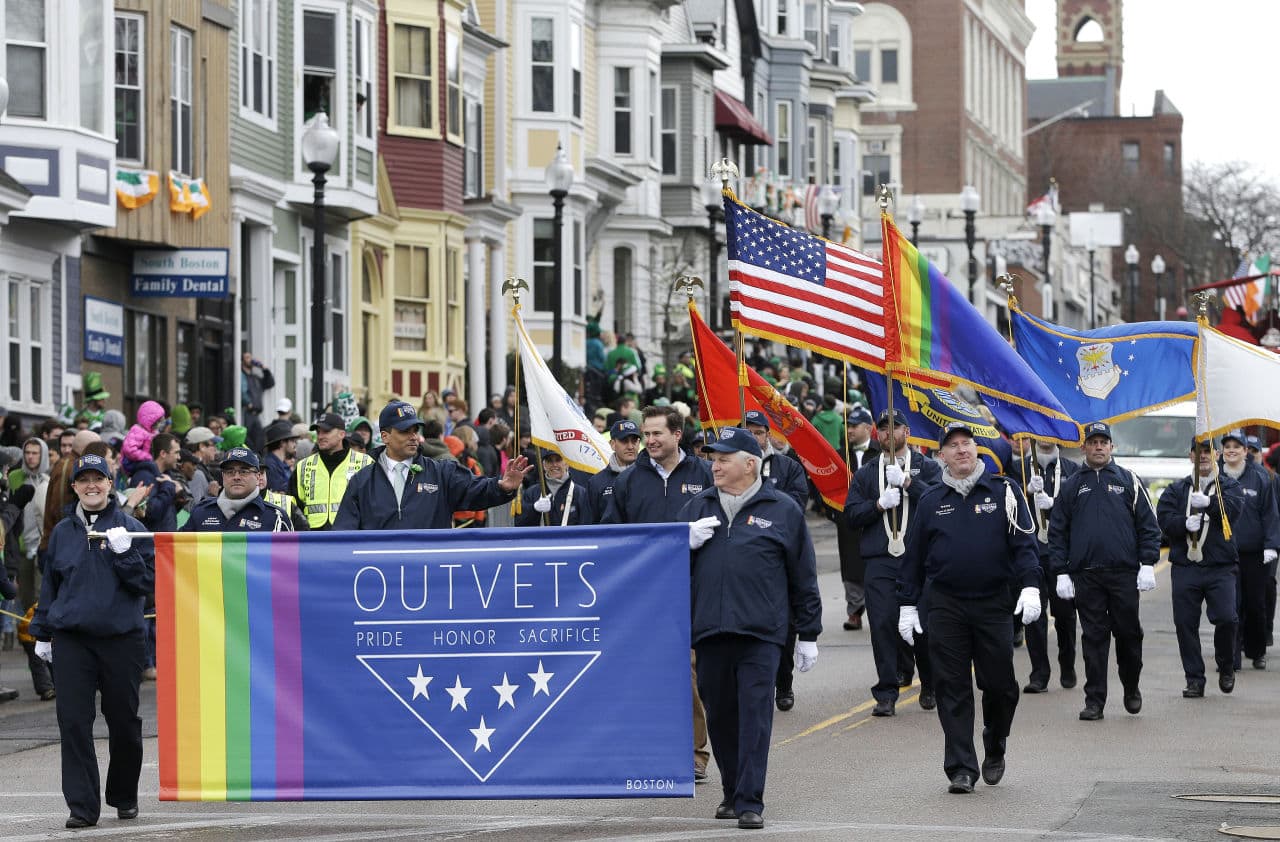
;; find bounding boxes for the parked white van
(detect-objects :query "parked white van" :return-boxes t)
[1109,400,1196,504]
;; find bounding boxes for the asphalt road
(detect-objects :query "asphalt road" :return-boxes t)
[3,515,1279,841]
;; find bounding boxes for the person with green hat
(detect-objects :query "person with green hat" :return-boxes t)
[78,373,110,429]
[218,425,248,452]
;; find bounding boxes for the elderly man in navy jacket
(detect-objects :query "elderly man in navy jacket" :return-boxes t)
[1218,429,1280,670]
[898,421,1041,795]
[333,400,530,531]
[681,427,821,831]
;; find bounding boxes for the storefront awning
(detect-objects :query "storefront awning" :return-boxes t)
[714,90,773,146]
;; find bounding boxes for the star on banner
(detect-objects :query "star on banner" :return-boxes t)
[408,665,432,700]
[445,675,471,711]
[470,716,495,752]
[528,661,554,697]
[493,673,519,709]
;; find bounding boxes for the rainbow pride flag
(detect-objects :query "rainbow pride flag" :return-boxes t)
[880,214,1081,445]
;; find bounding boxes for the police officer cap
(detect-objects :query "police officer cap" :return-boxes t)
[379,400,424,432]
[610,419,641,439]
[1191,436,1216,451]
[539,448,563,460]
[876,408,908,428]
[222,447,261,470]
[72,453,111,480]
[1220,428,1247,447]
[1246,435,1262,451]
[938,421,975,448]
[847,406,874,427]
[1083,421,1112,441]
[701,426,763,458]
[742,409,770,430]
[311,412,346,432]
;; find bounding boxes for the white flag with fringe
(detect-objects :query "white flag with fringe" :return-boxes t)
[1196,322,1280,438]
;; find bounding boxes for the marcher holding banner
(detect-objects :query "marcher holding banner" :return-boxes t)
[682,427,822,830]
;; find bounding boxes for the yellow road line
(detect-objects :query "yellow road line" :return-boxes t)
[776,683,921,746]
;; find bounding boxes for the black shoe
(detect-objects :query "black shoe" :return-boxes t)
[1012,627,1025,648]
[0,687,18,703]
[39,688,56,701]
[1183,681,1205,698]
[947,773,976,794]
[896,672,913,688]
[66,816,95,829]
[1219,670,1235,694]
[737,811,764,829]
[918,691,936,710]
[1253,656,1267,670]
[117,807,138,820]
[1060,669,1077,689]
[1268,632,1274,647]
[1123,690,1142,714]
[775,690,794,712]
[872,699,895,717]
[981,754,1006,785]
[1078,704,1104,721]
[715,801,736,820]
[843,613,863,631]
[1022,680,1048,694]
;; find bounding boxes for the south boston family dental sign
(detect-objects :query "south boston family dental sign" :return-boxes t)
[131,248,230,298]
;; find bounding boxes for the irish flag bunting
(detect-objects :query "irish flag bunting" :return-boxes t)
[167,172,213,219]
[115,167,160,209]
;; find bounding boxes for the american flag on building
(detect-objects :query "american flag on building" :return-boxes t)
[725,197,887,368]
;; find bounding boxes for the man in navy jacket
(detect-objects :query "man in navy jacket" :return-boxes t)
[181,448,292,533]
[1218,429,1280,670]
[579,419,640,524]
[515,450,589,527]
[681,427,821,830]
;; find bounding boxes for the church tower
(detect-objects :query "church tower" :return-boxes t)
[1056,0,1123,115]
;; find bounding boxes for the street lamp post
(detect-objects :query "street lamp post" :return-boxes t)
[702,179,724,331]
[545,143,574,379]
[1125,244,1140,323]
[817,185,839,240]
[1087,235,1098,328]
[301,112,340,420]
[1151,254,1167,321]
[906,195,925,246]
[960,185,980,304]
[1036,202,1056,320]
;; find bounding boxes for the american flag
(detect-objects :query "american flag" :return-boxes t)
[1223,256,1253,309]
[802,184,820,233]
[725,198,887,367]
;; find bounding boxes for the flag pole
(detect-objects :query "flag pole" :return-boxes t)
[1191,290,1233,543]
[709,159,746,423]
[877,184,902,548]
[681,276,718,438]
[1002,274,1041,535]
[504,277,530,516]
[735,329,748,423]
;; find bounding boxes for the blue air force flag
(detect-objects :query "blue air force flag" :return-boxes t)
[864,372,1011,473]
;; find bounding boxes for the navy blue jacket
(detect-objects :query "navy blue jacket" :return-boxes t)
[580,463,625,524]
[30,501,153,641]
[1220,461,1280,553]
[515,471,591,527]
[898,470,1041,604]
[263,452,292,493]
[181,493,293,533]
[761,449,809,511]
[1013,452,1080,557]
[128,459,177,532]
[1048,460,1161,574]
[845,450,941,561]
[601,450,713,524]
[332,446,517,531]
[680,482,822,646]
[1158,473,1245,567]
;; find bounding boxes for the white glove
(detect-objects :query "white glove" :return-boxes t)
[34,640,52,663]
[1137,564,1157,592]
[877,487,902,510]
[794,640,818,673]
[898,605,922,645]
[688,516,721,550]
[1265,549,1278,564]
[884,463,906,488]
[1185,514,1204,533]
[1034,491,1055,511]
[1026,475,1045,494]
[1014,587,1042,624]
[1190,490,1210,508]
[1056,574,1075,600]
[533,495,552,513]
[105,526,132,554]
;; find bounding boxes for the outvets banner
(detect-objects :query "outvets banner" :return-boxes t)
[688,303,849,509]
[154,526,692,800]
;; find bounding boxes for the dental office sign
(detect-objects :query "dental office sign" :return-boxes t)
[131,248,230,298]
[84,296,124,365]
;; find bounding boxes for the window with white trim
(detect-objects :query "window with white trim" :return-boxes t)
[124,309,167,404]
[807,120,818,182]
[613,247,632,332]
[353,13,373,141]
[776,101,791,178]
[446,247,462,355]
[170,25,193,175]
[302,10,337,122]
[463,97,483,198]
[530,17,554,113]
[533,219,554,312]
[660,86,677,176]
[648,69,658,162]
[328,251,345,371]
[79,0,105,132]
[828,23,841,65]
[445,30,461,142]
[241,0,276,121]
[613,67,632,155]
[803,2,819,51]
[391,22,433,131]
[4,275,51,411]
[394,245,430,352]
[114,14,144,162]
[573,220,583,316]
[570,21,582,118]
[5,0,46,119]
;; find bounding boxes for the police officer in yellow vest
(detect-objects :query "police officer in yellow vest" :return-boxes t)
[290,412,374,530]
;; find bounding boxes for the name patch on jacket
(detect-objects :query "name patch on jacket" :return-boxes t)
[935,503,956,516]
[1077,485,1092,496]
[1244,488,1259,497]
[681,483,704,495]
[419,483,439,494]
[240,518,263,530]
[747,515,772,529]
[975,500,998,515]
[1108,484,1127,495]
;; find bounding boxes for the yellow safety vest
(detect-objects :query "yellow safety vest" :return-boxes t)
[296,448,374,528]
[262,489,297,522]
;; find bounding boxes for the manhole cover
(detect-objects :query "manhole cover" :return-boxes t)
[1218,826,1280,840]
[1174,795,1280,805]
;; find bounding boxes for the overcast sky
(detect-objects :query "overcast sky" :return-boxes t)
[1024,0,1279,178]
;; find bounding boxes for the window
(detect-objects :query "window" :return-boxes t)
[533,219,555,312]
[661,86,677,176]
[392,23,432,130]
[303,10,337,122]
[613,248,632,332]
[79,0,104,132]
[573,220,583,316]
[570,21,582,118]
[776,0,788,36]
[463,98,483,197]
[446,248,462,355]
[828,23,840,65]
[881,48,898,84]
[649,70,658,161]
[803,2,819,50]
[394,245,430,352]
[832,142,841,188]
[124,310,168,402]
[531,17,554,112]
[328,252,345,371]
[613,67,632,155]
[692,87,707,182]
[862,153,890,196]
[5,0,46,118]
[776,101,792,178]
[445,30,461,141]
[353,14,373,141]
[807,121,818,182]
[241,0,276,120]
[4,276,51,410]
[854,48,870,82]
[1164,142,1176,176]
[1122,141,1139,174]
[170,26,193,175]
[114,14,144,162]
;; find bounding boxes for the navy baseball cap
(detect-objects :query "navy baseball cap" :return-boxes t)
[610,419,640,439]
[938,420,975,448]
[1083,421,1112,441]
[221,447,261,469]
[1247,435,1262,451]
[379,400,424,432]
[1221,428,1247,447]
[72,453,111,480]
[1191,437,1216,451]
[877,408,908,428]
[743,409,770,430]
[847,406,874,427]
[701,426,763,458]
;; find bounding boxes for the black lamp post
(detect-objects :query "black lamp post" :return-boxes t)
[1152,253,1167,320]
[906,195,924,246]
[1124,244,1140,323]
[960,184,980,304]
[1036,201,1056,319]
[301,112,340,420]
[702,179,724,331]
[545,143,574,379]
[817,185,839,240]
